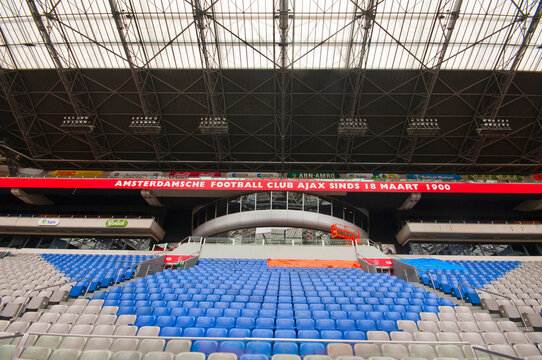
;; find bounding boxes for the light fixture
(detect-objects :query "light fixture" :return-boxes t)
[199,116,229,135]
[129,116,161,134]
[60,116,94,133]
[337,116,368,137]
[476,118,512,137]
[407,118,440,136]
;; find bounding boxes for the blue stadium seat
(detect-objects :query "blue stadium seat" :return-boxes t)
[175,316,195,328]
[276,318,295,330]
[153,307,170,317]
[344,331,366,340]
[356,320,377,332]
[236,317,255,329]
[296,319,315,330]
[135,315,155,327]
[220,341,245,357]
[275,330,296,338]
[159,327,181,337]
[377,320,398,333]
[229,328,251,338]
[155,316,175,328]
[298,330,320,339]
[337,319,356,332]
[192,340,219,356]
[320,330,343,339]
[273,342,298,355]
[206,328,228,337]
[403,312,420,321]
[252,329,273,338]
[255,318,274,329]
[300,343,326,357]
[183,327,205,337]
[246,341,272,356]
[316,319,335,330]
[170,308,187,317]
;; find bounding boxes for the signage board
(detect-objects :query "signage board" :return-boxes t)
[169,172,222,178]
[105,219,128,227]
[49,170,104,178]
[38,218,60,226]
[287,172,340,179]
[406,174,462,181]
[2,178,542,194]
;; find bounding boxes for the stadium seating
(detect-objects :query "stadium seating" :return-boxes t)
[0,254,70,320]
[3,255,542,359]
[42,254,156,296]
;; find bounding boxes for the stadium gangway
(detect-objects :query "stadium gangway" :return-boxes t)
[13,276,92,320]
[457,283,527,329]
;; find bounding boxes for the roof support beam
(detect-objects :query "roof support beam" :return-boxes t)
[26,0,114,162]
[0,26,52,162]
[108,0,173,165]
[395,0,463,167]
[456,0,542,165]
[190,0,230,165]
[274,0,294,170]
[518,105,542,170]
[336,0,376,165]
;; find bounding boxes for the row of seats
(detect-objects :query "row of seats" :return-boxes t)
[42,254,156,296]
[93,259,451,341]
[0,254,70,320]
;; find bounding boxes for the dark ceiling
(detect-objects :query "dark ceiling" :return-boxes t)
[1,68,542,174]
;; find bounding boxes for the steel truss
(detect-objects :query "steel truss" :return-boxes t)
[456,0,542,166]
[395,0,463,167]
[108,0,173,165]
[190,0,231,164]
[26,0,114,162]
[0,26,51,162]
[274,0,294,170]
[336,0,376,165]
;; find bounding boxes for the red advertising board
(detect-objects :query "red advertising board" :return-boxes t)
[2,177,542,194]
[163,255,194,264]
[365,258,394,267]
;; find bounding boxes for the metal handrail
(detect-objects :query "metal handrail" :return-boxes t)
[457,283,527,328]
[114,264,139,285]
[12,276,92,320]
[471,345,521,360]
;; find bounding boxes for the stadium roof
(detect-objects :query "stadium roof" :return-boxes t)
[0,0,542,174]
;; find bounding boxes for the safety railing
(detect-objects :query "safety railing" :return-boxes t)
[12,276,92,320]
[457,283,527,328]
[472,346,521,360]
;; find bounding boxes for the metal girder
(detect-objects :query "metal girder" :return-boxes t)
[0,26,51,161]
[336,0,376,164]
[109,0,173,164]
[190,0,231,164]
[395,0,463,166]
[26,0,114,162]
[274,0,294,169]
[457,0,542,165]
[518,105,542,169]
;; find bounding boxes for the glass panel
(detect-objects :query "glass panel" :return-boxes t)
[344,206,354,222]
[197,209,206,225]
[354,209,362,227]
[241,194,256,211]
[288,192,303,210]
[304,194,318,213]
[256,192,270,210]
[206,204,216,221]
[228,196,241,214]
[332,200,343,219]
[319,198,332,215]
[217,199,227,217]
[271,192,287,209]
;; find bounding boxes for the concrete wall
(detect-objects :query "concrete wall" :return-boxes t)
[396,222,542,245]
[0,217,165,241]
